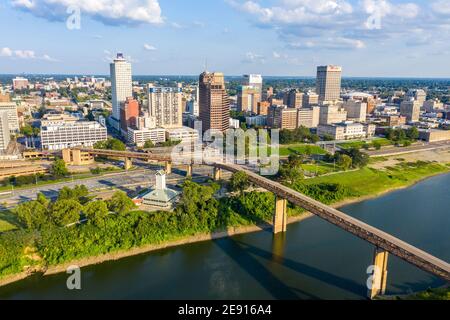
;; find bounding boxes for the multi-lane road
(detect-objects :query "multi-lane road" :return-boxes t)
[0,163,217,209]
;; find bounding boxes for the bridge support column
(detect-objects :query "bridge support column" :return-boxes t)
[368,247,389,299]
[213,167,222,181]
[186,164,193,177]
[124,157,132,171]
[273,197,287,234]
[165,162,172,175]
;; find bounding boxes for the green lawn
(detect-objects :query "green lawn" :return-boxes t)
[338,138,392,150]
[302,161,450,199]
[0,210,19,233]
[301,162,337,176]
[279,144,328,157]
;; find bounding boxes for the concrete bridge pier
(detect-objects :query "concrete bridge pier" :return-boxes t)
[273,197,287,234]
[368,247,389,299]
[124,157,132,171]
[213,167,222,181]
[165,161,172,175]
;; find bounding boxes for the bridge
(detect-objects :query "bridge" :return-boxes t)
[63,148,450,299]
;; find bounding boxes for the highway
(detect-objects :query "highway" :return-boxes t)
[0,164,216,209]
[367,140,450,157]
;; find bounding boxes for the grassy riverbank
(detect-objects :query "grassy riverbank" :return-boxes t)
[1,160,449,293]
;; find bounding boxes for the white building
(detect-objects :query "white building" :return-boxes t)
[0,102,19,132]
[110,53,132,123]
[298,107,320,128]
[0,111,10,151]
[317,122,375,140]
[40,121,107,150]
[147,84,183,129]
[229,118,240,129]
[127,127,166,147]
[319,104,347,125]
[140,171,180,209]
[243,74,263,101]
[165,126,199,143]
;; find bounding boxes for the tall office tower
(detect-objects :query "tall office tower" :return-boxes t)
[110,53,132,122]
[0,111,10,151]
[285,89,304,108]
[0,102,19,132]
[316,65,342,102]
[237,85,261,113]
[199,72,230,132]
[147,84,183,129]
[406,89,426,106]
[244,74,263,102]
[400,100,421,123]
[120,97,140,133]
[302,91,319,107]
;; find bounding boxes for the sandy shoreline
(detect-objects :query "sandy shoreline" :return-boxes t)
[0,169,449,290]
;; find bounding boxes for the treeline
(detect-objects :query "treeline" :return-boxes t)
[279,127,320,144]
[0,180,296,279]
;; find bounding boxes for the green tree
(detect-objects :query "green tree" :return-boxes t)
[36,192,50,208]
[372,141,382,150]
[107,191,136,215]
[94,138,126,151]
[58,185,89,203]
[15,201,49,229]
[406,127,419,140]
[84,201,109,225]
[51,159,69,178]
[229,172,250,195]
[337,154,353,171]
[279,164,304,185]
[50,199,82,226]
[143,140,154,148]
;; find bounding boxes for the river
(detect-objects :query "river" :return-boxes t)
[0,173,449,299]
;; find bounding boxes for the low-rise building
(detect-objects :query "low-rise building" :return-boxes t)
[41,120,107,150]
[127,127,166,147]
[165,126,199,143]
[343,100,367,122]
[317,122,375,140]
[319,104,347,125]
[418,129,450,142]
[297,107,320,128]
[140,171,180,209]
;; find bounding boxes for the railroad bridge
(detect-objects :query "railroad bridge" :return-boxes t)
[63,148,450,299]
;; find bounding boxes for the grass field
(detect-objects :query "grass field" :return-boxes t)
[303,161,450,199]
[279,144,328,157]
[338,138,392,150]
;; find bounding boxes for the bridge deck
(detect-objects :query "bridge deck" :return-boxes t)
[70,148,450,282]
[215,163,450,282]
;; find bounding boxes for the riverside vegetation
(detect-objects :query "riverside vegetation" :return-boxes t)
[1,156,449,289]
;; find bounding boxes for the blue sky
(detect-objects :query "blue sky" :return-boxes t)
[0,0,449,77]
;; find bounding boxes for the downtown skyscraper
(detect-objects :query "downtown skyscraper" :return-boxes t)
[110,53,132,126]
[316,65,342,102]
[199,72,230,132]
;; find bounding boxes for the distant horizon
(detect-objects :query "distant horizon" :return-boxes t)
[1,73,450,81]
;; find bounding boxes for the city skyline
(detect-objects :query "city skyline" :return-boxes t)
[0,0,449,77]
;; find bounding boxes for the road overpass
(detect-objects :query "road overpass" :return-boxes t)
[66,147,450,299]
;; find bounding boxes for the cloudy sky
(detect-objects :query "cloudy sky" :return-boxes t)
[0,0,449,77]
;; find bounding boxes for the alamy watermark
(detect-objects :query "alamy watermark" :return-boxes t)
[66,5,81,30]
[66,265,81,290]
[171,121,280,176]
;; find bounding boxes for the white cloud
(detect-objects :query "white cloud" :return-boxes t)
[431,0,450,15]
[243,52,266,64]
[11,0,164,25]
[0,47,57,61]
[14,50,36,59]
[0,47,13,57]
[143,43,157,51]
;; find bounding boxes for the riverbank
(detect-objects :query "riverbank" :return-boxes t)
[1,161,449,291]
[0,212,313,288]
